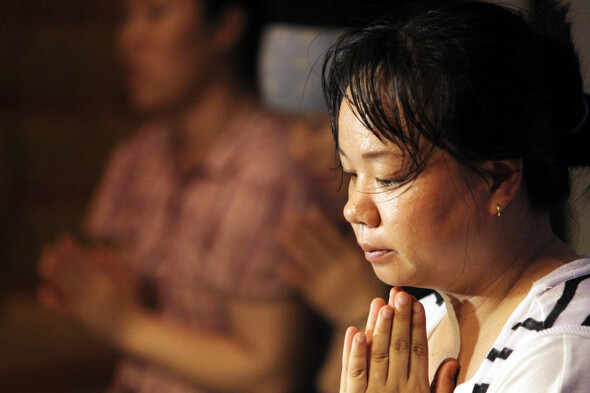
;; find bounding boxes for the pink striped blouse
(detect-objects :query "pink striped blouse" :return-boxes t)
[86,109,317,393]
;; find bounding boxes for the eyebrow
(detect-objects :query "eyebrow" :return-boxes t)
[338,147,397,159]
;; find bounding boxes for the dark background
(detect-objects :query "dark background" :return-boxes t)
[0,1,128,392]
[1,0,589,392]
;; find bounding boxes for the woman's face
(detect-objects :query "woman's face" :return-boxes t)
[118,0,218,113]
[338,100,492,291]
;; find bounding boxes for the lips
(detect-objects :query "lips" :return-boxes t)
[359,243,395,263]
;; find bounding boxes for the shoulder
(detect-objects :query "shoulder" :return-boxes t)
[476,259,590,393]
[487,334,590,393]
[229,109,290,161]
[116,123,170,159]
[220,108,308,185]
[512,258,590,337]
[104,123,171,172]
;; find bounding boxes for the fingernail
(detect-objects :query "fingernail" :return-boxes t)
[382,307,393,319]
[396,292,409,306]
[389,288,397,305]
[356,333,366,343]
[412,302,422,314]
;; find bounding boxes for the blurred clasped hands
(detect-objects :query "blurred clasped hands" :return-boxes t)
[279,206,388,327]
[37,235,143,343]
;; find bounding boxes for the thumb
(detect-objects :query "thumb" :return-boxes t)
[431,358,459,393]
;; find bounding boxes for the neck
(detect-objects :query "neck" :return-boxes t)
[437,209,579,380]
[445,212,576,318]
[167,73,257,170]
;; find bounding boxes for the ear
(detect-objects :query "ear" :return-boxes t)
[482,159,523,217]
[211,5,247,53]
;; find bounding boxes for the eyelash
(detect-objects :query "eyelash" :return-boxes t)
[343,171,399,188]
[376,178,399,187]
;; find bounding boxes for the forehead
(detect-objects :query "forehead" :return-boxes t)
[337,100,400,159]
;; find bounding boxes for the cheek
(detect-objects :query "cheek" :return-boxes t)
[157,38,199,80]
[153,15,206,79]
[425,195,480,259]
[382,196,428,243]
[142,45,204,108]
[386,186,475,249]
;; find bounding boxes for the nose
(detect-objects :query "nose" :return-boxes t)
[343,187,381,228]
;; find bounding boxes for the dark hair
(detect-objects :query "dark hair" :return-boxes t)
[323,0,590,211]
[201,0,266,90]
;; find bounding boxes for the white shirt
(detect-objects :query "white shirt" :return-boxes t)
[422,258,590,393]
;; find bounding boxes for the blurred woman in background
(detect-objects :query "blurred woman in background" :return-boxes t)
[38,1,324,392]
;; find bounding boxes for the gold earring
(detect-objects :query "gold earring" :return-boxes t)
[496,204,502,217]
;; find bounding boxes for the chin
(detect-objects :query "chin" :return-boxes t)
[130,94,157,111]
[372,265,422,288]
[372,266,403,287]
[130,96,172,116]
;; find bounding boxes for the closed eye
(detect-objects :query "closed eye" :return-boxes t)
[376,178,399,187]
[343,170,357,178]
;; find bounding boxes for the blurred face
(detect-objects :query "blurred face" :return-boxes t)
[118,0,219,113]
[338,100,491,291]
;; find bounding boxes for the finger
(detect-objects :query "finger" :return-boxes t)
[90,247,122,284]
[91,246,114,269]
[281,240,315,276]
[388,291,412,387]
[367,305,393,388]
[38,284,67,311]
[53,246,89,297]
[38,245,58,279]
[303,208,363,268]
[431,358,459,393]
[306,208,346,250]
[341,326,358,393]
[280,219,330,272]
[408,301,430,387]
[388,286,404,307]
[55,233,77,252]
[347,331,368,393]
[296,226,333,268]
[38,285,55,308]
[53,236,82,272]
[365,297,386,344]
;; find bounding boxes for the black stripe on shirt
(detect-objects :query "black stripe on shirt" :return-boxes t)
[434,291,444,306]
[511,317,544,331]
[486,347,513,362]
[512,274,590,331]
[582,314,590,326]
[472,383,489,393]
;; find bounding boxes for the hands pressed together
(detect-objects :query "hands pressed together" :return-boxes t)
[341,287,458,393]
[37,234,142,341]
[278,207,457,393]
